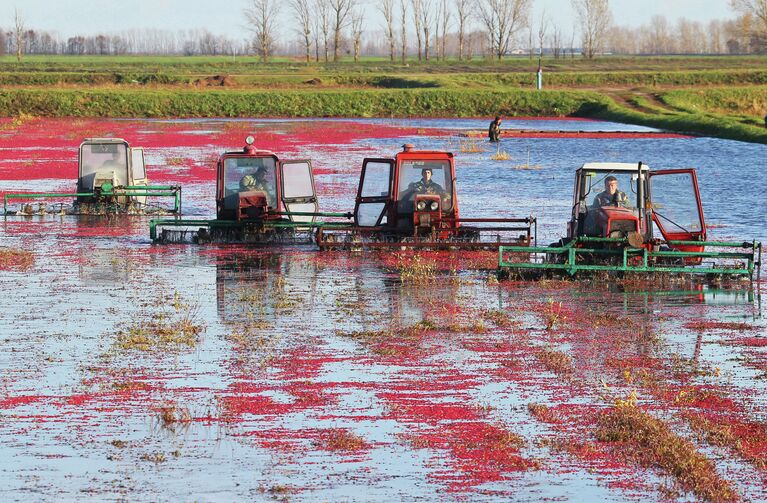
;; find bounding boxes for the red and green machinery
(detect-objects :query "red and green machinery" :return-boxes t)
[150,141,535,250]
[499,162,761,279]
[149,136,352,243]
[316,144,535,249]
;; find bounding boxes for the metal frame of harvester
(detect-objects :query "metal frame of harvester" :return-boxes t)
[3,138,181,215]
[499,162,762,280]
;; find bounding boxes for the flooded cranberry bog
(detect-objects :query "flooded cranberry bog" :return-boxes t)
[1,117,766,501]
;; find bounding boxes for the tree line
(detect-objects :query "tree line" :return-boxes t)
[2,1,767,61]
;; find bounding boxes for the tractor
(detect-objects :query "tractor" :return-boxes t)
[317,144,535,249]
[499,162,762,279]
[150,136,350,243]
[4,138,181,215]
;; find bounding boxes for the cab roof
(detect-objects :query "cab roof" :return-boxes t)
[81,138,129,145]
[579,162,650,172]
[222,149,277,157]
[396,150,453,160]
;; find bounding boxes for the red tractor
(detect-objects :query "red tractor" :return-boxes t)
[499,162,761,278]
[567,162,706,255]
[317,144,535,249]
[151,136,346,243]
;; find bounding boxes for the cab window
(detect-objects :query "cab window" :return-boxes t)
[585,171,635,209]
[397,160,453,210]
[81,143,129,185]
[224,156,277,202]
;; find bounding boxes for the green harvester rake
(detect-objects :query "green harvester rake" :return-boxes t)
[149,211,354,243]
[4,185,182,215]
[499,237,762,279]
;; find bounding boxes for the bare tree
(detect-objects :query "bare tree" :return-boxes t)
[572,0,612,59]
[14,9,25,62]
[570,24,577,58]
[475,0,531,60]
[550,24,562,58]
[411,0,423,60]
[647,14,673,54]
[708,19,724,53]
[329,0,355,61]
[380,0,397,61]
[351,9,364,61]
[437,0,451,59]
[528,25,533,59]
[244,0,281,62]
[537,11,548,59]
[454,0,471,60]
[420,0,434,60]
[400,0,408,62]
[731,0,767,33]
[291,0,313,62]
[316,0,331,62]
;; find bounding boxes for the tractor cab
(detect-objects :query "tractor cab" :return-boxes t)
[569,162,706,247]
[354,144,458,236]
[77,138,147,205]
[216,136,318,223]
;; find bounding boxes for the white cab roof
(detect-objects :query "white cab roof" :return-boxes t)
[579,162,650,171]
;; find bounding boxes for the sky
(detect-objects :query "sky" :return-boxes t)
[3,0,735,40]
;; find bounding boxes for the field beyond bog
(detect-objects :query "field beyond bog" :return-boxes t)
[2,55,767,143]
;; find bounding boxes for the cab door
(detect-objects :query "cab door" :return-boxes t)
[279,160,318,222]
[648,169,706,243]
[354,158,393,227]
[129,147,148,205]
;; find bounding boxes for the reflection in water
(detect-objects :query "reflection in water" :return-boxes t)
[214,252,466,332]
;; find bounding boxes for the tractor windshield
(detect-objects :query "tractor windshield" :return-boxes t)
[397,160,453,211]
[80,143,129,188]
[585,171,637,209]
[223,156,277,208]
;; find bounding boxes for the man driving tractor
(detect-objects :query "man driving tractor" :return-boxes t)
[593,175,629,208]
[405,168,446,198]
[239,167,275,206]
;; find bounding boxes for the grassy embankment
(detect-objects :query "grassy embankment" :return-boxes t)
[1,55,767,143]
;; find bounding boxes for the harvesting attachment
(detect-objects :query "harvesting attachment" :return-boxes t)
[3,138,181,215]
[499,162,762,280]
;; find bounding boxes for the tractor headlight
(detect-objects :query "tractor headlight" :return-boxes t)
[430,201,439,211]
[416,201,426,211]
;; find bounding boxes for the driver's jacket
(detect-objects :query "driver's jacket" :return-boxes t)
[593,190,628,208]
[239,177,275,206]
[409,179,445,195]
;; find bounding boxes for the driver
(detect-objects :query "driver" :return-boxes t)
[101,150,124,171]
[593,176,629,208]
[406,168,446,197]
[239,167,274,206]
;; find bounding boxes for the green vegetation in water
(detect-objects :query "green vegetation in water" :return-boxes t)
[596,401,739,502]
[114,291,205,351]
